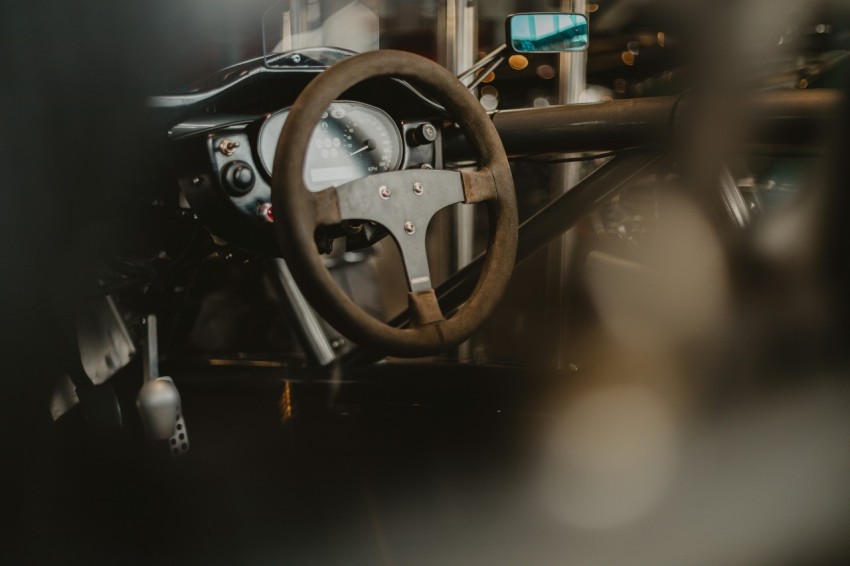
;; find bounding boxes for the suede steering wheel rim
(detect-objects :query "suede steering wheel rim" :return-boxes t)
[270,50,517,357]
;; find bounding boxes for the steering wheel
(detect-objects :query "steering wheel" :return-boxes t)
[270,50,517,357]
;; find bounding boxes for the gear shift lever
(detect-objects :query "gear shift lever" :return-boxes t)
[137,314,189,456]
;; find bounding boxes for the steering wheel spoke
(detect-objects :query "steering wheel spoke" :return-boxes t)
[313,169,469,293]
[408,288,445,327]
[461,168,499,203]
[329,169,465,294]
[394,228,433,292]
[311,186,343,226]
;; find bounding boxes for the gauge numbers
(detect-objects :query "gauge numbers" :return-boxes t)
[258,101,403,192]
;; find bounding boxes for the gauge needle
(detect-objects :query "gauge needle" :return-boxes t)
[349,139,376,157]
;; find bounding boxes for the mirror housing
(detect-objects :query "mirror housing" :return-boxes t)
[506,12,588,53]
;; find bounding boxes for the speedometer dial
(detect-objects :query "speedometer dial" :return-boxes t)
[258,101,403,192]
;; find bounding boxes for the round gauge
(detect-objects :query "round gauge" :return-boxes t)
[258,100,403,192]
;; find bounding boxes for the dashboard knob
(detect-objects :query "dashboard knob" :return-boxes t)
[222,161,255,195]
[408,122,438,146]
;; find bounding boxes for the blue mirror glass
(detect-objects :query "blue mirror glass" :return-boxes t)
[508,13,588,53]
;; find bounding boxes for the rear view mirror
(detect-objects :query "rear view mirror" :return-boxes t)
[506,13,588,53]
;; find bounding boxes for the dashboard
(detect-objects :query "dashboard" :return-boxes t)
[173,93,443,254]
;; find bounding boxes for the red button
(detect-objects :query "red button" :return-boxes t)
[258,202,274,223]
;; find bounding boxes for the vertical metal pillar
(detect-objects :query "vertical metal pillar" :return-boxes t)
[547,0,588,367]
[438,0,478,360]
[558,1,587,106]
[437,0,477,77]
[438,0,478,273]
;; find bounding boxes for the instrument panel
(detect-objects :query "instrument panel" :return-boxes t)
[258,101,404,191]
[174,97,441,253]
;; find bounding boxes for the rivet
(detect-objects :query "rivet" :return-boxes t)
[413,182,424,195]
[404,221,416,235]
[379,185,391,199]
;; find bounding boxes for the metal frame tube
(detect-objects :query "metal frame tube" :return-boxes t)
[438,0,479,361]
[269,258,336,366]
[445,0,478,273]
[549,0,588,366]
[440,90,841,161]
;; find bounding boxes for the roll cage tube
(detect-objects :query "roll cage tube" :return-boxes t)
[441,89,841,160]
